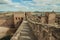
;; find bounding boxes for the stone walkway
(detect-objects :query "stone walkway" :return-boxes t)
[18,21,36,40]
[11,21,37,40]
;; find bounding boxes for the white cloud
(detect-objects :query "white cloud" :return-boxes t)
[33,0,52,3]
[33,0,60,5]
[0,0,27,8]
[0,0,60,12]
[0,0,12,4]
[0,0,29,11]
[0,0,7,4]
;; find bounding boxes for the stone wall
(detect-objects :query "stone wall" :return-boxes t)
[48,13,56,24]
[13,12,25,28]
[41,16,46,24]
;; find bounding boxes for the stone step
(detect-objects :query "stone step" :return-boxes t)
[21,29,31,31]
[19,36,33,40]
[20,33,34,40]
[20,32,30,34]
[21,29,31,32]
[20,31,34,38]
[23,26,29,27]
[23,27,30,29]
[23,27,29,29]
[20,33,31,36]
[20,32,31,36]
[24,27,29,29]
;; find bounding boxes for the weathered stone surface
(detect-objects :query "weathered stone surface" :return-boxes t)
[11,20,35,40]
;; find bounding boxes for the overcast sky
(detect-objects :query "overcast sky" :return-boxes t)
[0,0,60,12]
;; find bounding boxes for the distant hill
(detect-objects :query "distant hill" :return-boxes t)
[0,11,4,12]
